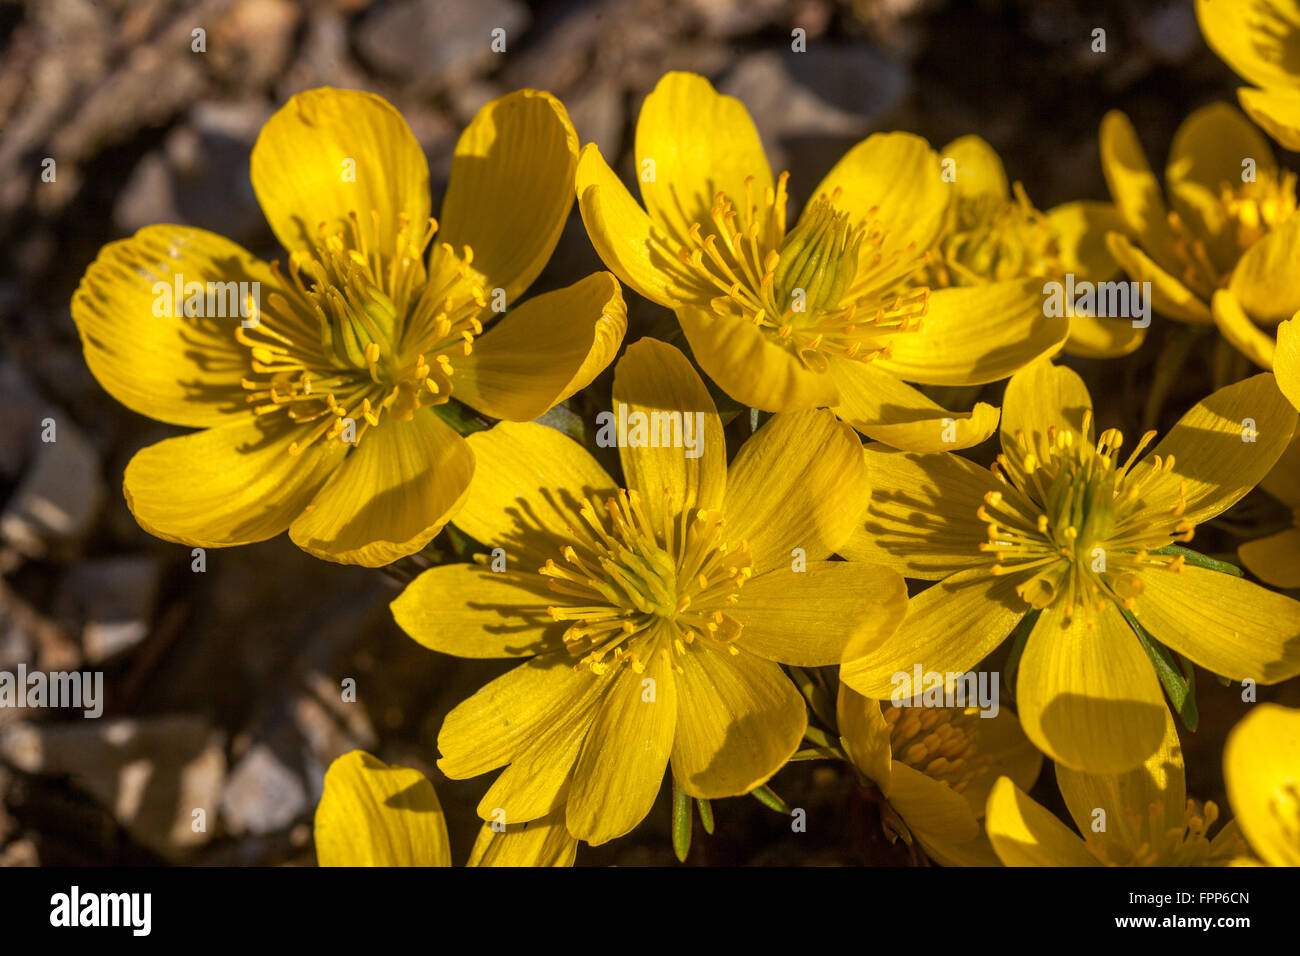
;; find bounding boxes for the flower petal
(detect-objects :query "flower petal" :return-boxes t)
[1105,231,1214,323]
[1229,213,1300,323]
[315,751,450,867]
[731,561,907,666]
[1130,372,1297,526]
[1239,527,1300,589]
[829,357,1000,452]
[1276,316,1300,411]
[1135,564,1300,683]
[1054,708,1185,850]
[1239,86,1300,152]
[439,90,579,303]
[941,135,1009,202]
[1063,312,1148,359]
[670,647,805,798]
[838,444,1001,580]
[1195,0,1300,90]
[888,760,981,848]
[810,132,949,292]
[566,642,677,845]
[677,305,841,412]
[873,280,1066,387]
[1047,200,1124,281]
[468,811,578,867]
[1100,111,1175,256]
[438,652,599,779]
[954,704,1043,817]
[723,408,869,574]
[1224,703,1300,867]
[289,409,474,567]
[251,88,429,259]
[454,421,617,558]
[575,143,698,309]
[1016,600,1167,774]
[612,338,726,526]
[123,417,346,547]
[391,563,559,659]
[71,226,273,427]
[1000,358,1092,463]
[453,272,627,421]
[836,684,894,792]
[633,71,772,247]
[839,568,1028,699]
[1212,289,1276,369]
[985,776,1100,867]
[1166,103,1274,272]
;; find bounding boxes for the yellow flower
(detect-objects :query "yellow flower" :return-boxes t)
[314,750,576,867]
[1239,434,1300,587]
[839,358,1300,773]
[1224,703,1300,866]
[837,682,1041,866]
[390,338,908,845]
[1100,104,1300,371]
[931,135,1143,359]
[72,87,625,566]
[576,71,1067,453]
[985,711,1246,866]
[1197,0,1300,150]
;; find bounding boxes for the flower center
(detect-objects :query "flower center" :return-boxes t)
[1162,168,1298,297]
[1084,797,1241,866]
[927,184,1062,286]
[673,173,930,373]
[528,489,752,674]
[238,210,486,453]
[885,703,986,795]
[978,410,1196,624]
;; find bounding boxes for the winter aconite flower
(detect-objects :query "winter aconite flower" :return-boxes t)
[839,358,1300,773]
[1100,104,1300,372]
[390,339,908,846]
[985,712,1246,866]
[928,135,1143,359]
[314,750,576,867]
[837,683,1041,866]
[576,71,1067,452]
[1224,703,1300,866]
[1197,0,1300,150]
[72,87,625,566]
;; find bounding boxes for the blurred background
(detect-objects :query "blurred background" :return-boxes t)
[1,0,1296,866]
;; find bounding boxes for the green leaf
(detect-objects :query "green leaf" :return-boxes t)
[1151,545,1244,577]
[790,746,843,762]
[750,784,789,815]
[429,398,492,435]
[1002,609,1041,701]
[696,798,714,836]
[789,666,837,731]
[671,778,692,862]
[1122,608,1199,732]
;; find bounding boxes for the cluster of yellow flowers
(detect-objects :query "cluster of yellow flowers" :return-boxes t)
[72,1,1300,867]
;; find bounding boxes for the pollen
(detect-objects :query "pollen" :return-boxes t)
[236,210,486,454]
[507,488,752,673]
[669,172,930,374]
[883,703,987,796]
[977,409,1195,625]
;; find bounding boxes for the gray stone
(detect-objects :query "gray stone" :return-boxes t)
[0,412,104,559]
[0,716,226,857]
[356,0,530,91]
[220,743,308,836]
